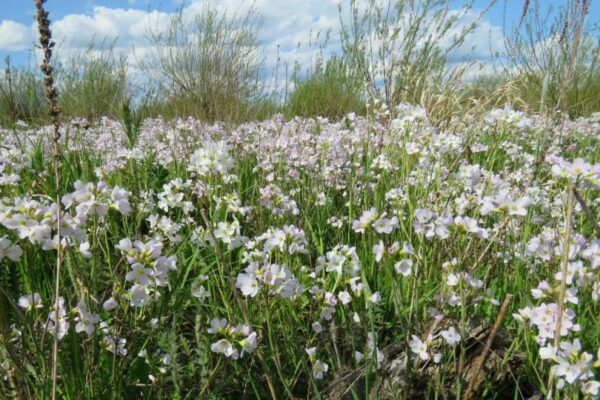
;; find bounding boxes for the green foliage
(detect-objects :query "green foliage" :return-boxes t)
[119,98,144,149]
[56,42,128,120]
[3,0,600,125]
[287,55,365,119]
[0,56,46,126]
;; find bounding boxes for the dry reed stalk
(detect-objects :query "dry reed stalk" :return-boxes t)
[34,1,63,399]
[545,184,574,399]
[463,294,513,400]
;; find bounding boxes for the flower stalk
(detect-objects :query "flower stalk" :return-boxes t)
[34,1,63,399]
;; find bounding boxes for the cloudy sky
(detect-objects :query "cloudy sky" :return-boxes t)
[0,0,597,79]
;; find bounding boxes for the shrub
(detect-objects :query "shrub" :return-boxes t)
[142,3,266,122]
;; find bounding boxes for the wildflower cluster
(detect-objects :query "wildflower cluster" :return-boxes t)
[116,237,177,307]
[1,105,599,398]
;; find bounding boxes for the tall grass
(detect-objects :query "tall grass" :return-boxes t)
[0,42,128,125]
[56,41,128,121]
[499,0,599,117]
[287,54,365,119]
[338,0,493,111]
[0,56,46,126]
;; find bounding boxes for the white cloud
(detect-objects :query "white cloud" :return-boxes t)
[0,20,34,51]
[0,0,505,83]
[435,9,505,63]
[52,6,170,49]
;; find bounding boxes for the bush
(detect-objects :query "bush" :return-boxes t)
[142,4,266,122]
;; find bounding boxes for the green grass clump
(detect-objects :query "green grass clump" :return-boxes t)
[287,55,365,119]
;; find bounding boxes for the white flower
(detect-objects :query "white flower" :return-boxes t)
[338,291,352,305]
[582,380,600,396]
[352,208,379,233]
[373,215,399,234]
[368,292,382,304]
[191,281,210,301]
[110,186,131,214]
[507,196,530,216]
[207,318,228,334]
[320,306,335,321]
[0,237,23,262]
[312,360,329,379]
[115,238,132,252]
[75,301,101,336]
[312,322,323,333]
[125,264,153,286]
[409,335,429,360]
[373,240,385,262]
[240,332,258,355]
[211,339,238,359]
[440,327,461,347]
[446,273,459,286]
[161,353,171,366]
[236,273,260,297]
[103,297,118,311]
[79,242,92,259]
[129,284,151,307]
[188,142,235,177]
[104,335,127,356]
[539,345,556,361]
[394,259,413,276]
[18,293,42,311]
[46,297,69,340]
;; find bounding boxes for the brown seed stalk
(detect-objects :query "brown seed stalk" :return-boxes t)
[34,1,63,400]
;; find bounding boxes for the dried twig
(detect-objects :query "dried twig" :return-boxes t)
[463,294,513,400]
[573,187,600,236]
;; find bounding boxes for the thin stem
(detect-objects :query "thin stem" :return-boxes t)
[34,2,63,399]
[546,184,574,399]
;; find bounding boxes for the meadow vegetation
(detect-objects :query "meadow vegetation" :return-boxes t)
[0,0,599,399]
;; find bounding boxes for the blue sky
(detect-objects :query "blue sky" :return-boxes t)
[1,0,598,74]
